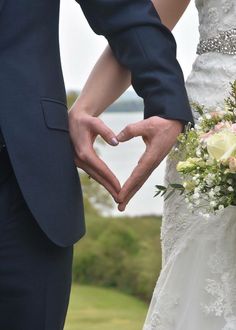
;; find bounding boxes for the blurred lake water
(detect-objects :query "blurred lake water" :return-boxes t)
[96,112,166,217]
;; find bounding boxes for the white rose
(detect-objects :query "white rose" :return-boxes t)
[206,131,236,161]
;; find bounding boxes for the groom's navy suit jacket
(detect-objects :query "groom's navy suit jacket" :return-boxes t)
[0,0,193,247]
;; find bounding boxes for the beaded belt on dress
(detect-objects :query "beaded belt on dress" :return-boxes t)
[197,28,236,55]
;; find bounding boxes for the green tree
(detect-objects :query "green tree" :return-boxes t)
[67,90,80,108]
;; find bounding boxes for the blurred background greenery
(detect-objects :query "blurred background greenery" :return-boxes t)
[65,285,148,330]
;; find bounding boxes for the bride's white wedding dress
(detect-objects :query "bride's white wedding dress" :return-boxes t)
[143,1,236,329]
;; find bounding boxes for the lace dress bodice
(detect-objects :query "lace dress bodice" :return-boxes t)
[143,1,236,329]
[186,0,236,109]
[196,0,235,39]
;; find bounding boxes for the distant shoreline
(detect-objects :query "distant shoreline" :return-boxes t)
[106,100,143,113]
[67,89,143,113]
[106,108,143,113]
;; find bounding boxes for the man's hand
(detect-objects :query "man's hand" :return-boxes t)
[68,109,121,202]
[117,116,183,211]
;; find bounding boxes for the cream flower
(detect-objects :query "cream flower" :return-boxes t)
[206,130,236,161]
[183,181,195,191]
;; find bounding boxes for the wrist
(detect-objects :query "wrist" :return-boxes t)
[69,96,101,117]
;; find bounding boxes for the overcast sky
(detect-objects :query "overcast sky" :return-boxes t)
[59,0,199,91]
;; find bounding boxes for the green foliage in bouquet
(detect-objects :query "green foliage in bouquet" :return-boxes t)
[155,81,236,215]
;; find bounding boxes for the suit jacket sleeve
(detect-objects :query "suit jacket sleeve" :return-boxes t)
[76,0,194,124]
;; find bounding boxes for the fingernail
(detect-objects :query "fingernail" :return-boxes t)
[111,137,119,146]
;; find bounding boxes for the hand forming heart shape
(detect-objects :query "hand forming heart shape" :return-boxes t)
[69,110,184,212]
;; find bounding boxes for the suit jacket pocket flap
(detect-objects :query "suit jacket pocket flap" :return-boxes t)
[41,98,69,132]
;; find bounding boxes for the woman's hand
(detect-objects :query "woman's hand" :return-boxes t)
[68,107,121,202]
[117,116,183,211]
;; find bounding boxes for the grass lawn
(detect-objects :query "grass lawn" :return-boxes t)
[65,285,148,330]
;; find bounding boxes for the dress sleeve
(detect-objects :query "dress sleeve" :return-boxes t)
[76,0,194,124]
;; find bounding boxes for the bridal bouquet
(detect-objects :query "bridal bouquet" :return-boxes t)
[156,81,236,216]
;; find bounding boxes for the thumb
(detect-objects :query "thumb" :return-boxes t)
[117,121,145,142]
[96,120,119,146]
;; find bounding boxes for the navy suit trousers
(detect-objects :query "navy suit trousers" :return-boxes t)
[0,149,73,330]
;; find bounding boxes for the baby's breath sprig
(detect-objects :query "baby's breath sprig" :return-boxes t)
[170,124,199,160]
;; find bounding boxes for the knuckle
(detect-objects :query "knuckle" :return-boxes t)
[95,117,106,127]
[78,115,90,127]
[93,118,107,133]
[82,115,99,129]
[77,150,89,162]
[91,116,100,125]
[87,117,97,129]
[148,116,159,129]
[125,125,133,135]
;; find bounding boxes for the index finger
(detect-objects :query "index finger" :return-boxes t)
[117,120,148,142]
[78,146,121,193]
[118,149,157,210]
